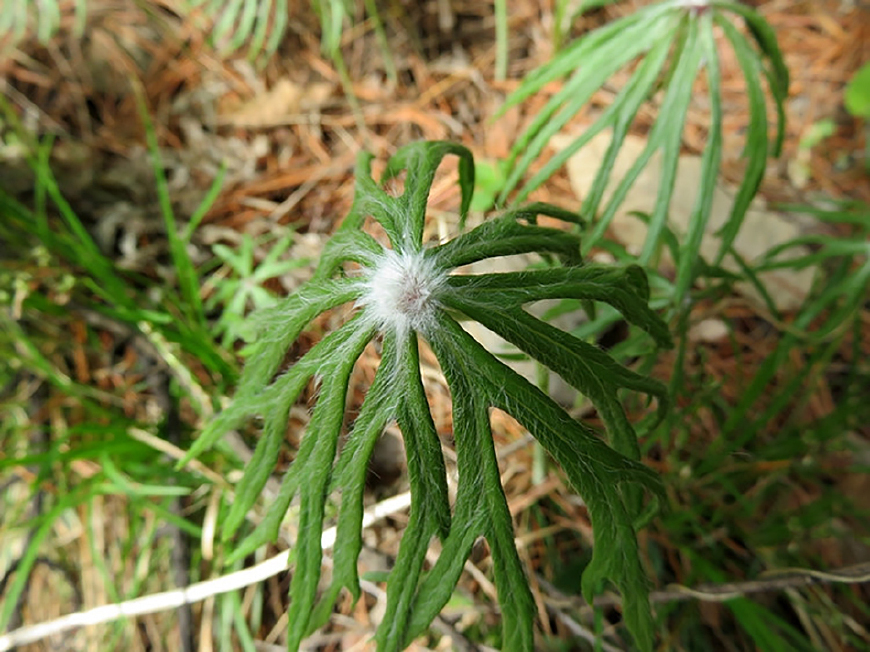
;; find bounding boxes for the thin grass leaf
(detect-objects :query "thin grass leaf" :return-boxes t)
[134,87,205,326]
[773,200,868,224]
[183,161,227,241]
[757,235,870,269]
[0,488,92,631]
[726,247,782,320]
[494,0,508,81]
[363,0,396,83]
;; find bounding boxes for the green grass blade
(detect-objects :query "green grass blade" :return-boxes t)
[0,487,91,631]
[183,161,227,241]
[363,0,397,83]
[134,87,205,326]
[494,0,508,81]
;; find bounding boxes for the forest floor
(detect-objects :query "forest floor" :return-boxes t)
[1,1,869,651]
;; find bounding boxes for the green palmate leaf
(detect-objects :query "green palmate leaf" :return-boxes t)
[500,6,683,205]
[375,332,453,649]
[188,142,670,651]
[420,326,536,649]
[501,0,788,305]
[382,140,475,241]
[445,298,667,458]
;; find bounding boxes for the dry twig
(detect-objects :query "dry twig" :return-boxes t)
[0,492,413,652]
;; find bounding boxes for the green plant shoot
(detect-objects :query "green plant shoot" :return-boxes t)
[182,141,672,651]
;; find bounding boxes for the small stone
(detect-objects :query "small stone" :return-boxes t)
[689,318,729,342]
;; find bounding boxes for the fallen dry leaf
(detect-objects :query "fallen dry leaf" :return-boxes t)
[222,78,334,127]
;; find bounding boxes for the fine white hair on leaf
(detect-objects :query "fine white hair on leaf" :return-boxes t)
[357,248,447,341]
